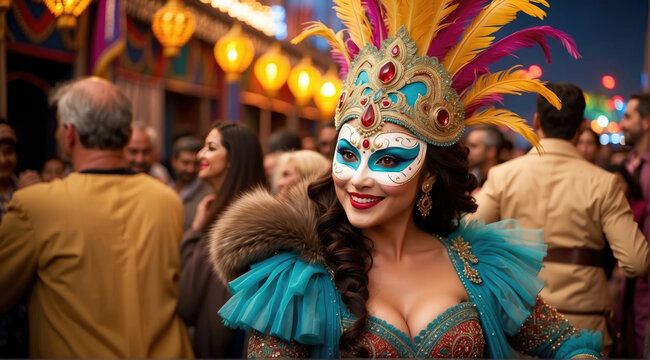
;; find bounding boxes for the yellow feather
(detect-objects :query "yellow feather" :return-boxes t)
[442,0,549,77]
[417,0,459,56]
[291,22,351,63]
[465,107,542,152]
[398,0,432,50]
[333,0,373,50]
[461,66,561,111]
[383,0,400,37]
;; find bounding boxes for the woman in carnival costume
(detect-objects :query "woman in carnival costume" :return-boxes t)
[210,0,602,358]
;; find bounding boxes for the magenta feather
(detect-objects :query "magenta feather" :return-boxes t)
[362,0,387,49]
[452,26,581,93]
[347,38,360,58]
[331,50,350,78]
[427,0,487,59]
[464,93,504,117]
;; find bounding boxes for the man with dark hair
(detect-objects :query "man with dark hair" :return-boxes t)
[0,77,193,358]
[170,136,213,232]
[471,82,648,356]
[620,92,650,358]
[317,121,337,157]
[467,125,503,186]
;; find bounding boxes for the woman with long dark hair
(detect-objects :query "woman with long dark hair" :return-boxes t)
[177,122,266,358]
[207,1,602,358]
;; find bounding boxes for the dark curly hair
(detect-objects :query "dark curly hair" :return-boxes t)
[307,141,477,356]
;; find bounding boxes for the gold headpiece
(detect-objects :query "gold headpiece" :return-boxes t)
[292,0,580,149]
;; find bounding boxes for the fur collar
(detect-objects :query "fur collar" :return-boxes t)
[209,179,324,284]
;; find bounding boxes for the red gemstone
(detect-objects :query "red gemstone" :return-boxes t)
[436,109,450,126]
[423,104,430,112]
[382,100,390,107]
[378,61,396,83]
[361,98,368,106]
[361,105,375,127]
[362,139,370,148]
[338,93,346,108]
[391,45,399,56]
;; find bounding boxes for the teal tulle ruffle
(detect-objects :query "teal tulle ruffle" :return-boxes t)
[445,219,547,358]
[218,252,343,358]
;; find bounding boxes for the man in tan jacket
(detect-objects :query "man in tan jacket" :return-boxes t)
[472,82,648,355]
[0,77,193,358]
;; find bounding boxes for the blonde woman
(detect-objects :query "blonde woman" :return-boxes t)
[274,150,329,195]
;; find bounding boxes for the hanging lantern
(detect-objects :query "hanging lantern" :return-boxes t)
[43,0,91,29]
[288,57,321,106]
[152,0,196,57]
[0,0,11,12]
[214,24,255,82]
[254,43,290,96]
[314,67,342,120]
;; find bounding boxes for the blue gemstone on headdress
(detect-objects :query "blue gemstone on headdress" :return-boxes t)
[373,89,384,101]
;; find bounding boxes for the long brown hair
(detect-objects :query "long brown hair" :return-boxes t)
[202,122,268,231]
[307,141,477,355]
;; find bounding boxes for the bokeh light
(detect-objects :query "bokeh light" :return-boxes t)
[602,75,616,89]
[528,65,542,78]
[599,134,610,145]
[590,119,603,133]
[597,115,609,128]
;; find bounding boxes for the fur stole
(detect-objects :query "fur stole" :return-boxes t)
[209,180,325,285]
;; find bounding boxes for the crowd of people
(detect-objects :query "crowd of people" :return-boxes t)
[1,0,650,358]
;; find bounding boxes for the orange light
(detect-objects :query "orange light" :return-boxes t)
[152,0,196,57]
[214,24,255,81]
[43,0,91,29]
[288,57,321,106]
[254,43,290,96]
[607,122,620,133]
[590,119,603,134]
[602,75,616,89]
[314,67,342,120]
[527,65,542,78]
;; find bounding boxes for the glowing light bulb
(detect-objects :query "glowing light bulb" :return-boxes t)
[321,82,336,97]
[597,115,609,128]
[266,63,278,80]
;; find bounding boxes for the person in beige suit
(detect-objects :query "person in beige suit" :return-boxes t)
[471,82,648,356]
[0,77,193,358]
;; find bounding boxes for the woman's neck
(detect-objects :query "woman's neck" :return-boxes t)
[363,212,430,262]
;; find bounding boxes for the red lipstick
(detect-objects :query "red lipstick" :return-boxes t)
[349,192,384,209]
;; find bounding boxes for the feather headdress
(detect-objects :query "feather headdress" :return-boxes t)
[291,0,580,150]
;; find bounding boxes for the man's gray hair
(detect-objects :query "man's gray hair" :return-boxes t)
[131,121,158,148]
[51,77,132,150]
[475,125,503,149]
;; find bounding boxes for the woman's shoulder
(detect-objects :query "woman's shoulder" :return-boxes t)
[442,219,548,337]
[217,251,344,357]
[209,180,323,284]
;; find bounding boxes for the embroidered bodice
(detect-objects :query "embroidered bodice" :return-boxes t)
[343,302,484,358]
[218,220,603,359]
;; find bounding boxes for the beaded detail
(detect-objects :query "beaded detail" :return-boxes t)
[449,236,482,284]
[247,330,310,358]
[341,302,484,358]
[508,297,578,355]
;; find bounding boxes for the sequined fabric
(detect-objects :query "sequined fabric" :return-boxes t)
[508,297,579,356]
[247,330,310,358]
[342,302,484,358]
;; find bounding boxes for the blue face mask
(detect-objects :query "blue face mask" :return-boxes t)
[332,123,427,186]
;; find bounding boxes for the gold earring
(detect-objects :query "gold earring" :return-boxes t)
[418,182,433,218]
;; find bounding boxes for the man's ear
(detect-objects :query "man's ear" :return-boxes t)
[64,123,76,149]
[533,113,541,131]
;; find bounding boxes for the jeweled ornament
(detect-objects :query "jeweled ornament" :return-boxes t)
[436,109,450,127]
[361,105,375,127]
[378,62,396,83]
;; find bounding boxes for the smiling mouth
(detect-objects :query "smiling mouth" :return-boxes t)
[349,192,384,209]
[199,163,208,170]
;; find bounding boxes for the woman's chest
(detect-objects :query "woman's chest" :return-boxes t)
[342,302,485,358]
